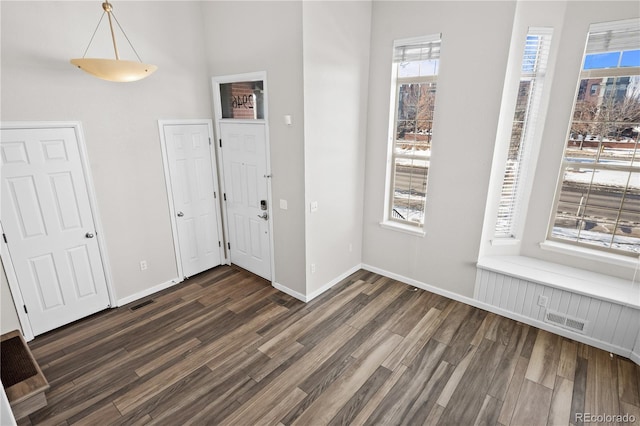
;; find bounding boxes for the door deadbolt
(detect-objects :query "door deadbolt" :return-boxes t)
[85,232,95,238]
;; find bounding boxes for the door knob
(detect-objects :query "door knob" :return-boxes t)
[257,212,268,220]
[177,211,184,217]
[85,232,94,238]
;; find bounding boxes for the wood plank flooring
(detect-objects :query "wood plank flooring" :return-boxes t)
[19,266,640,425]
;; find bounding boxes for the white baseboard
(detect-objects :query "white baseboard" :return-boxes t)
[116,277,182,307]
[273,263,363,303]
[362,263,477,307]
[361,263,635,362]
[306,264,363,302]
[273,282,308,302]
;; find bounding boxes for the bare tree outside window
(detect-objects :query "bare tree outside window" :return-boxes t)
[550,21,640,255]
[388,37,440,226]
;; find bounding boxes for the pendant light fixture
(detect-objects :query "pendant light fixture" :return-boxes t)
[70,1,157,82]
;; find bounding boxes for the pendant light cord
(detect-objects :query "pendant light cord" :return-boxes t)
[79,6,144,63]
[110,11,144,63]
[81,12,106,58]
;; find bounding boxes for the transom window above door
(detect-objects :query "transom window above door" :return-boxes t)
[220,81,265,120]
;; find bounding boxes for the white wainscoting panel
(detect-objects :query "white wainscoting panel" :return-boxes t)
[475,268,640,354]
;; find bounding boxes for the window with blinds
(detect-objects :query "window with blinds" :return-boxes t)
[548,18,640,255]
[387,35,441,227]
[495,28,553,238]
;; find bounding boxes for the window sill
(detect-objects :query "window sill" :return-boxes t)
[379,221,426,237]
[490,238,521,246]
[539,240,639,269]
[477,255,639,309]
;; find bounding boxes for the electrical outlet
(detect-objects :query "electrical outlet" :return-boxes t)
[140,260,148,271]
[537,295,548,308]
[311,263,316,274]
[310,201,318,213]
[280,199,288,210]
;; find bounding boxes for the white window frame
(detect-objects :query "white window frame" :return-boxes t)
[495,28,553,239]
[382,34,441,235]
[547,18,640,257]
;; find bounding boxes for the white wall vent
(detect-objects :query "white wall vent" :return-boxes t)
[543,310,588,334]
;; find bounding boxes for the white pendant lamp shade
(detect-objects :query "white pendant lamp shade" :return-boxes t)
[70,58,157,82]
[71,1,157,82]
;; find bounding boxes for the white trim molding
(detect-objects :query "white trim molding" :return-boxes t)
[157,119,227,278]
[306,264,363,302]
[273,282,308,303]
[116,277,182,307]
[211,71,275,285]
[273,263,363,303]
[363,263,639,364]
[0,221,33,340]
[0,121,117,340]
[475,257,639,364]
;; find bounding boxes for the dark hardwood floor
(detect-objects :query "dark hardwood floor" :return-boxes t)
[19,265,640,425]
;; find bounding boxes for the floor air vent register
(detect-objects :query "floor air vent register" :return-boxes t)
[543,310,589,334]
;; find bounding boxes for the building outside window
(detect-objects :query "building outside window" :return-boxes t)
[549,19,640,255]
[386,35,441,228]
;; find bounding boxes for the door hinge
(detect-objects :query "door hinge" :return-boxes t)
[214,191,217,199]
[227,242,231,250]
[219,139,222,148]
[218,241,221,247]
[23,305,28,314]
[209,137,212,146]
[223,193,227,201]
[2,233,6,244]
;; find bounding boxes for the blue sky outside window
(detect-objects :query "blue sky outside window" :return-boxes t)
[621,49,640,67]
[521,35,540,73]
[583,52,620,69]
[583,49,640,70]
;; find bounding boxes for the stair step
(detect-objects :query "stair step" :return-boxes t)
[1,330,49,420]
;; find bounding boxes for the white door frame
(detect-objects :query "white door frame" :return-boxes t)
[157,119,226,280]
[0,121,116,341]
[211,71,275,283]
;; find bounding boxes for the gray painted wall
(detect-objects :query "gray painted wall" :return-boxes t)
[303,1,371,295]
[1,2,212,304]
[1,1,636,336]
[201,1,307,295]
[362,1,517,297]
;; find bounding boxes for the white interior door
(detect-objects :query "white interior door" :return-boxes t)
[162,123,223,278]
[220,122,271,280]
[1,126,110,336]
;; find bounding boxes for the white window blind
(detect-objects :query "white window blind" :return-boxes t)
[495,28,553,238]
[586,18,640,53]
[393,40,441,63]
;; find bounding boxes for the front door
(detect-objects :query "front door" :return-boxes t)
[1,126,111,336]
[162,123,223,278]
[219,122,271,280]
